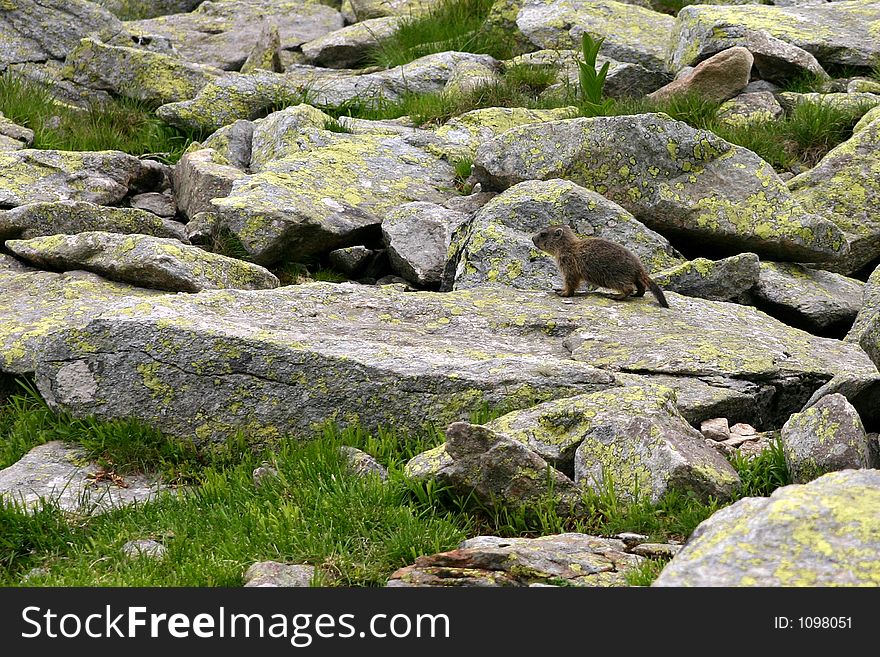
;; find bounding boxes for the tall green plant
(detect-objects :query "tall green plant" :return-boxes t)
[577,33,613,116]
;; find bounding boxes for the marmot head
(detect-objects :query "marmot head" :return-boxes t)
[532,225,576,255]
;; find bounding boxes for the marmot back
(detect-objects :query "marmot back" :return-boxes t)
[532,225,669,308]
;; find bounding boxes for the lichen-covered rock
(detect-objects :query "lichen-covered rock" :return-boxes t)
[443,60,501,95]
[653,469,880,586]
[301,17,401,69]
[484,384,740,503]
[431,106,579,162]
[781,393,873,483]
[789,115,880,274]
[0,260,160,373]
[340,446,388,481]
[124,0,344,71]
[248,104,335,171]
[383,203,469,287]
[473,114,848,263]
[0,112,34,150]
[341,0,440,21]
[6,232,280,293]
[847,263,880,370]
[173,148,248,220]
[130,192,177,219]
[572,388,740,502]
[30,283,879,443]
[211,132,456,265]
[0,441,165,515]
[62,37,221,105]
[158,52,499,133]
[243,561,315,587]
[669,1,880,71]
[240,22,283,74]
[201,120,255,170]
[328,246,380,277]
[716,91,784,128]
[96,0,203,20]
[387,533,644,587]
[0,150,160,207]
[777,91,880,116]
[649,47,753,103]
[509,50,670,100]
[121,539,167,560]
[446,178,682,292]
[515,0,676,71]
[652,253,760,303]
[404,422,584,515]
[0,0,122,68]
[0,201,186,242]
[752,262,864,332]
[671,24,827,83]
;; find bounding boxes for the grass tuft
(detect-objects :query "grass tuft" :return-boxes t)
[366,0,518,69]
[0,72,201,163]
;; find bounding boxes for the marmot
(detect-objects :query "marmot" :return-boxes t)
[532,225,669,308]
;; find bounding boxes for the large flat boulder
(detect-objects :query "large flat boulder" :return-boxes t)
[6,232,280,293]
[30,284,878,444]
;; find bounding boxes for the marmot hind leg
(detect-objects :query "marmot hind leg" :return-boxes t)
[633,278,646,297]
[557,272,582,297]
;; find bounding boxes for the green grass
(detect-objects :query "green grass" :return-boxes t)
[366,0,519,69]
[0,72,201,163]
[625,557,670,586]
[0,384,791,586]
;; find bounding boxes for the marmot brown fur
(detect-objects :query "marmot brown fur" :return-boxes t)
[532,225,669,308]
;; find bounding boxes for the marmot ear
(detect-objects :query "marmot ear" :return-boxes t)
[554,228,563,237]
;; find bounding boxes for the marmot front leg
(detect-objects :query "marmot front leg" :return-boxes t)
[557,272,582,297]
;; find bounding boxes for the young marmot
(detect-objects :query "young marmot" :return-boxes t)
[532,225,669,308]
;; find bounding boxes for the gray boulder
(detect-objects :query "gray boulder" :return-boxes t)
[0,441,165,515]
[472,114,848,263]
[62,37,221,105]
[96,0,203,19]
[404,422,584,515]
[789,115,880,274]
[848,262,880,368]
[716,91,784,128]
[124,0,343,71]
[781,393,873,483]
[0,150,161,207]
[328,246,381,277]
[387,533,644,587]
[0,0,121,68]
[210,132,456,265]
[201,120,255,171]
[130,192,177,219]
[446,178,682,292]
[341,0,440,22]
[173,148,247,220]
[29,284,877,443]
[480,384,740,503]
[383,203,469,287]
[669,2,880,71]
[243,561,316,587]
[515,0,675,71]
[240,22,283,74]
[301,17,401,69]
[652,253,760,303]
[752,262,864,333]
[4,61,114,110]
[6,232,280,293]
[0,113,34,150]
[0,201,186,242]
[653,470,880,586]
[340,446,388,481]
